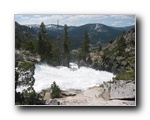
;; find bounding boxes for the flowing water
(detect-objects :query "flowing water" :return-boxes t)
[33,63,115,93]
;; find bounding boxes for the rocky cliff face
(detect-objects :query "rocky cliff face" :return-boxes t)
[15,50,45,105]
[91,28,135,75]
[15,50,41,91]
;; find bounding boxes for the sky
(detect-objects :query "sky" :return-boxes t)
[15,14,135,27]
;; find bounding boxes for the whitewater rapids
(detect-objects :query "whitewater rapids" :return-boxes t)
[33,63,115,93]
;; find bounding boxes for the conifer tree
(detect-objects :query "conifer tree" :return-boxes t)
[81,31,90,61]
[38,22,47,60]
[63,24,70,67]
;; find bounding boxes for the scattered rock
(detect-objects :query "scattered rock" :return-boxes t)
[61,91,78,96]
[15,50,41,63]
[78,60,87,67]
[45,99,61,105]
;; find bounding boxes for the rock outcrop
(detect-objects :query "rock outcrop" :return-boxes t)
[110,80,135,100]
[15,50,41,63]
[101,80,135,100]
[42,81,135,106]
[15,50,40,92]
[91,28,135,75]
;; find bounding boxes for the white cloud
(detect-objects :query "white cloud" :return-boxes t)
[66,15,109,21]
[33,15,41,17]
[20,16,30,20]
[111,21,123,26]
[110,15,135,19]
[18,15,64,25]
[128,22,135,26]
[15,14,135,27]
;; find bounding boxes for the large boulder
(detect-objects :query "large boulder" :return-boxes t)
[110,80,135,100]
[100,80,135,100]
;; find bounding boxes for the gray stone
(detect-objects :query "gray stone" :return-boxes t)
[110,80,135,100]
[79,60,87,67]
[116,56,123,61]
[121,61,127,66]
[99,80,135,100]
[61,91,78,96]
[45,99,60,105]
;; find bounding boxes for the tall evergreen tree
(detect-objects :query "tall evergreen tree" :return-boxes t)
[63,24,70,67]
[51,41,59,66]
[38,22,47,60]
[81,31,90,61]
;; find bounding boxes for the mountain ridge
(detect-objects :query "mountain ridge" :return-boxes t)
[15,21,135,49]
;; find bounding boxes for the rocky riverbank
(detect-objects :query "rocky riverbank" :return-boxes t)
[43,80,135,106]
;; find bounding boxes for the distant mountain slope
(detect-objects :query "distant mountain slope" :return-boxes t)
[15,22,38,41]
[68,24,129,48]
[28,23,134,49]
[15,22,135,49]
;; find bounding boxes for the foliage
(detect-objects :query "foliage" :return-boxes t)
[63,24,70,67]
[19,62,34,71]
[21,40,34,52]
[15,87,44,105]
[50,81,61,98]
[100,84,104,88]
[38,22,47,60]
[78,31,91,62]
[15,66,44,105]
[15,39,21,49]
[114,71,135,80]
[82,31,90,61]
[22,87,40,105]
[51,42,59,66]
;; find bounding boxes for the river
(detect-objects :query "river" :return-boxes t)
[33,63,115,93]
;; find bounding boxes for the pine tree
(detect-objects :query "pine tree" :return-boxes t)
[51,41,59,66]
[38,22,47,60]
[81,31,90,61]
[63,24,70,67]
[50,81,61,98]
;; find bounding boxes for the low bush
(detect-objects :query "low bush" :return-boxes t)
[19,62,34,71]
[114,71,135,80]
[50,81,61,98]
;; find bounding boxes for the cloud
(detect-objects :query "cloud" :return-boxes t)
[33,15,41,17]
[16,15,64,25]
[66,15,109,21]
[15,14,135,27]
[110,15,135,19]
[111,21,123,26]
[127,22,135,26]
[20,16,30,20]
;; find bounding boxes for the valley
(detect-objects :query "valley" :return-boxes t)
[15,17,135,106]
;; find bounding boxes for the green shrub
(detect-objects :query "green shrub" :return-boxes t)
[114,71,135,80]
[19,62,34,71]
[50,81,61,98]
[100,84,104,88]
